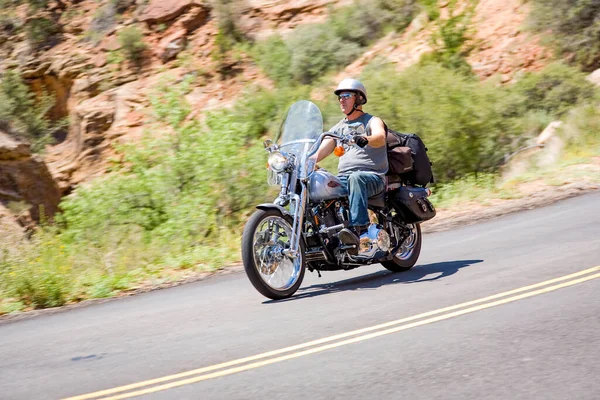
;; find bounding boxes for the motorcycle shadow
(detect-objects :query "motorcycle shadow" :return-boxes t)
[265,259,483,303]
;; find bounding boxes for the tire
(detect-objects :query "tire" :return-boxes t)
[381,223,422,272]
[241,209,306,300]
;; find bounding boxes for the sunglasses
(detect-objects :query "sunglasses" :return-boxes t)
[337,93,356,100]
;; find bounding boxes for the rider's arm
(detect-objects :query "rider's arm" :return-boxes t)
[364,117,386,148]
[313,137,336,162]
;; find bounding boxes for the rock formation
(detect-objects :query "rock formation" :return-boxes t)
[0,128,61,225]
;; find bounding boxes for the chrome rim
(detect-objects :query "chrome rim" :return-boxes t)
[395,224,418,261]
[252,216,302,291]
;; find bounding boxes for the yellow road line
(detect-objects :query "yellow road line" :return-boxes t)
[64,266,600,400]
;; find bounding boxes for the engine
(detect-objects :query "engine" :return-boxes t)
[311,201,391,260]
[357,224,391,258]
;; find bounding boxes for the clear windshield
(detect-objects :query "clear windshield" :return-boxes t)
[276,100,323,157]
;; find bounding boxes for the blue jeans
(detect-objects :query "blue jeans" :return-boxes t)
[338,172,385,227]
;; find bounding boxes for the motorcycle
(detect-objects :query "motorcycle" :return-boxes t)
[242,100,436,300]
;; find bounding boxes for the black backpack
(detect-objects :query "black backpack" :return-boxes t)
[384,124,434,187]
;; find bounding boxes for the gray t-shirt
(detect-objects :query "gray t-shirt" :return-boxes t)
[330,113,388,175]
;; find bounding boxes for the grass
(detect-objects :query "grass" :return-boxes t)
[0,227,242,314]
[431,146,600,210]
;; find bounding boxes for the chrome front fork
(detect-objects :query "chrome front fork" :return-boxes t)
[283,182,307,259]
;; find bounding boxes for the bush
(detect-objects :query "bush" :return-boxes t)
[230,85,311,139]
[288,24,362,84]
[0,78,286,310]
[417,0,439,21]
[0,10,21,34]
[0,70,65,151]
[359,62,522,182]
[214,0,244,44]
[25,16,60,48]
[26,0,48,11]
[250,0,418,85]
[110,0,135,13]
[0,230,72,309]
[0,0,22,8]
[329,0,417,43]
[251,35,292,85]
[352,60,599,183]
[118,26,147,64]
[509,62,598,118]
[374,0,419,30]
[419,10,473,76]
[530,0,600,71]
[57,77,274,262]
[560,104,600,152]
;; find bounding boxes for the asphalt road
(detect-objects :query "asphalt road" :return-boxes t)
[1,192,599,400]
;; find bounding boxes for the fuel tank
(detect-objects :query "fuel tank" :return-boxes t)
[308,170,347,202]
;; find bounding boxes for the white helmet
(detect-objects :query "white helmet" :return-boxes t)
[334,78,367,105]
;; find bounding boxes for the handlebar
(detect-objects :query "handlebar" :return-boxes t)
[306,131,355,159]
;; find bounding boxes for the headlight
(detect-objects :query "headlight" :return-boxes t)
[268,152,288,172]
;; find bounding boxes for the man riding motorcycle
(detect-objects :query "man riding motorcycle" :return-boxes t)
[312,78,388,251]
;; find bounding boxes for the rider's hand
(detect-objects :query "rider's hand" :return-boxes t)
[354,136,369,148]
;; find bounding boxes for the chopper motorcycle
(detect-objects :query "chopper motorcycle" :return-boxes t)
[241,100,435,300]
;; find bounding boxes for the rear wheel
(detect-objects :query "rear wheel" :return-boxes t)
[381,223,422,272]
[242,209,305,300]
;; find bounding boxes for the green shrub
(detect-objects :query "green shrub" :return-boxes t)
[509,62,598,118]
[118,26,147,64]
[373,0,419,30]
[359,62,522,181]
[288,24,362,84]
[58,77,273,258]
[214,0,244,44]
[329,0,417,43]
[0,10,21,34]
[25,16,60,48]
[110,0,135,13]
[420,10,473,76]
[251,35,292,85]
[417,0,439,21]
[0,70,65,151]
[530,0,600,71]
[26,0,48,11]
[250,0,418,85]
[0,0,22,8]
[230,85,311,139]
[560,104,600,153]
[210,0,246,76]
[354,60,599,183]
[0,78,288,310]
[0,230,72,309]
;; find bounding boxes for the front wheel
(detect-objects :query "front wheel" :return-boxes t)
[241,209,306,300]
[381,223,422,272]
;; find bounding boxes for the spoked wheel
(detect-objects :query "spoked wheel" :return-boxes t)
[242,209,305,300]
[381,223,422,272]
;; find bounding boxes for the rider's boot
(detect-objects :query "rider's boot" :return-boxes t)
[338,225,369,255]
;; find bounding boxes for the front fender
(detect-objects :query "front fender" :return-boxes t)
[256,203,291,217]
[256,204,307,248]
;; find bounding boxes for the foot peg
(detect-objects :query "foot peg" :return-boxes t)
[337,228,359,255]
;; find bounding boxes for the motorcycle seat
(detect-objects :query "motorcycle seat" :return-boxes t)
[368,175,401,208]
[368,192,386,208]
